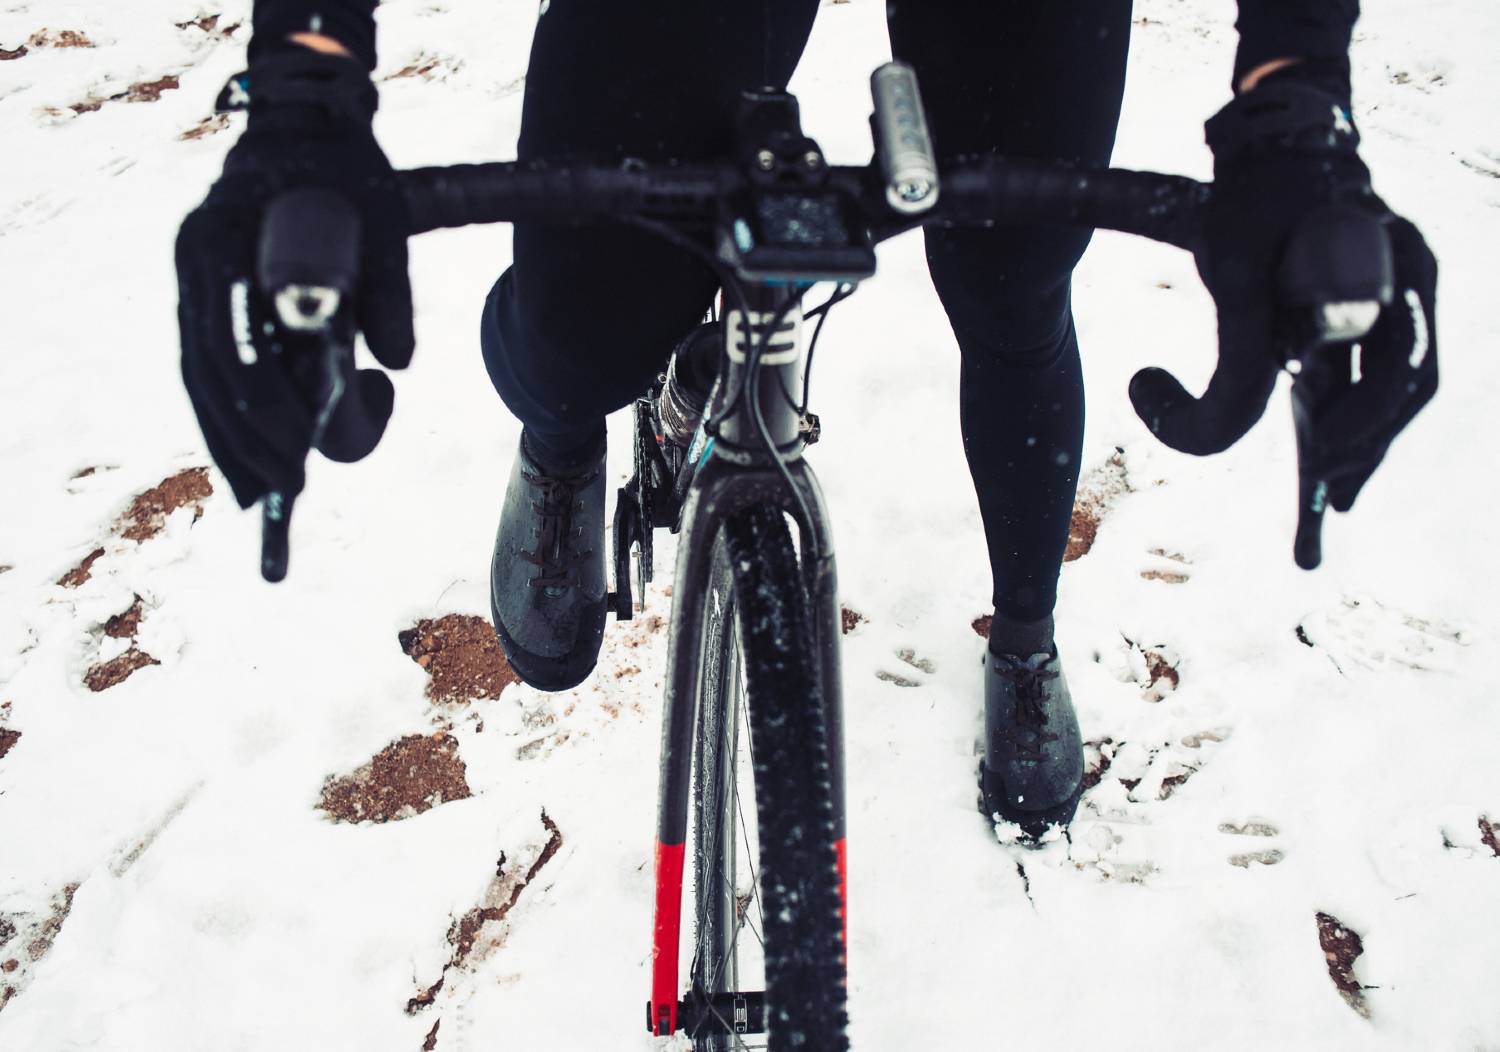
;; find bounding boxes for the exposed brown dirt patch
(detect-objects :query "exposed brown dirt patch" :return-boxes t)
[1065,505,1101,562]
[1081,737,1116,792]
[320,733,471,824]
[118,468,212,542]
[26,884,78,963]
[383,54,461,82]
[1480,816,1499,858]
[840,606,864,634]
[399,615,518,703]
[84,648,159,692]
[1065,451,1130,562]
[103,596,145,640]
[0,728,19,762]
[1,882,79,1015]
[179,113,229,141]
[175,15,238,34]
[1140,569,1191,584]
[28,29,94,49]
[1122,637,1180,702]
[57,547,105,588]
[72,74,182,116]
[451,813,563,964]
[1158,769,1196,799]
[971,613,992,639]
[126,75,179,103]
[422,1019,440,1051]
[408,813,563,1023]
[1145,651,1179,691]
[0,45,26,61]
[1315,912,1369,1017]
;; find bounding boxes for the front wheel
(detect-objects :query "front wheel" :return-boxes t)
[687,505,847,1052]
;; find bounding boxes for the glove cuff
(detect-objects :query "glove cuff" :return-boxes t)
[1206,79,1359,168]
[216,50,377,127]
[250,1,378,71]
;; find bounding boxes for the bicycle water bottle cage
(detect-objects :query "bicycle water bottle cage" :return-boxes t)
[718,89,876,284]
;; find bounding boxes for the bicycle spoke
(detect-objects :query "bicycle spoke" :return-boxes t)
[736,678,766,942]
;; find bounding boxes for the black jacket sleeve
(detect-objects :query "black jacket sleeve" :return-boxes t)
[1234,1,1359,89]
[251,1,379,69]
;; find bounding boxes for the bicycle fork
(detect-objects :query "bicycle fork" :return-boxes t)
[644,284,849,1038]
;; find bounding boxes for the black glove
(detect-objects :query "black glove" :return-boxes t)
[175,48,413,515]
[1128,69,1438,567]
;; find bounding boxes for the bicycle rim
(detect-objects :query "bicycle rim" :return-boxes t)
[686,505,847,1052]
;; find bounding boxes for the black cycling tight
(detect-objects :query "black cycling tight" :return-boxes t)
[481,0,1133,624]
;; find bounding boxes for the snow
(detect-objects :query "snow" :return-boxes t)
[2,0,1498,1049]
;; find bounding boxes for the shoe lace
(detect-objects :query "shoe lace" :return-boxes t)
[518,470,592,590]
[997,660,1060,761]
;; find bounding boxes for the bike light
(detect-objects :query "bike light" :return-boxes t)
[871,62,939,215]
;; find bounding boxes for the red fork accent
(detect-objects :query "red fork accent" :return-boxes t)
[650,840,686,1036]
[836,836,848,954]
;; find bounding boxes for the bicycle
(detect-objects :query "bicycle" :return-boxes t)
[252,61,1388,1051]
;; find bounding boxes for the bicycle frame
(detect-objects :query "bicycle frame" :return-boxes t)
[646,282,848,1038]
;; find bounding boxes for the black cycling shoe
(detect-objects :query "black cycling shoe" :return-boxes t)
[979,647,1085,838]
[489,433,607,692]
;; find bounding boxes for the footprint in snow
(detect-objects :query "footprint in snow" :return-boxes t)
[1139,547,1192,584]
[1296,594,1467,675]
[1220,819,1285,868]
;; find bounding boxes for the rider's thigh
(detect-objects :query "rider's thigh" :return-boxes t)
[889,0,1133,365]
[482,1,821,445]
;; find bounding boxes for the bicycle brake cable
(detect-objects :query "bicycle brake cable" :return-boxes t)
[621,215,822,562]
[793,281,855,417]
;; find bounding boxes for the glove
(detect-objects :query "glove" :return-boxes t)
[1128,69,1438,567]
[175,47,413,513]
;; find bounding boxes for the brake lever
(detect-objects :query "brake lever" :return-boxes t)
[1276,206,1393,570]
[255,190,361,582]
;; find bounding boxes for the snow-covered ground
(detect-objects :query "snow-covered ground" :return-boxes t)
[2,1,1498,1048]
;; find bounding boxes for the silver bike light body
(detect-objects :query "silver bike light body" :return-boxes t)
[871,61,939,216]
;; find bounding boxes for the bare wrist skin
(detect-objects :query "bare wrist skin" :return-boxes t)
[288,31,353,58]
[1239,56,1301,92]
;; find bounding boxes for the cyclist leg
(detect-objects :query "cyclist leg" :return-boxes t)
[481,1,821,468]
[889,0,1132,638]
[890,1,1132,831]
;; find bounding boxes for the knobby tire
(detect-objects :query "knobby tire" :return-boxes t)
[687,505,847,1052]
